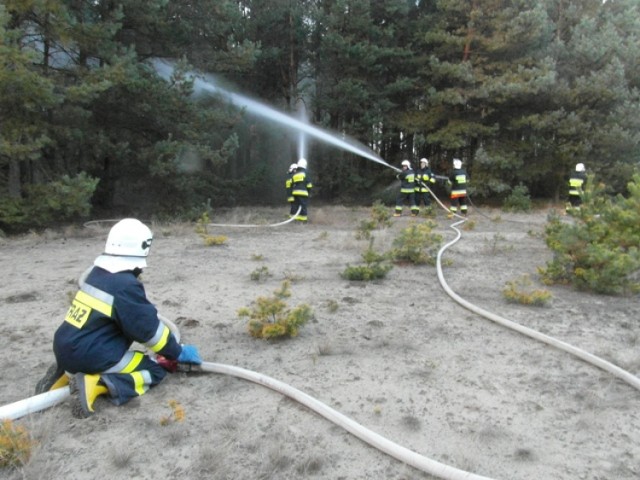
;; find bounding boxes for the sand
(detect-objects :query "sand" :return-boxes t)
[1,205,639,480]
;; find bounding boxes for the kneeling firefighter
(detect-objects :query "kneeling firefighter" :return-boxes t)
[36,219,202,418]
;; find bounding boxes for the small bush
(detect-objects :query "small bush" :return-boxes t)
[195,212,228,246]
[250,265,271,282]
[160,400,186,426]
[238,281,313,339]
[0,419,36,468]
[0,172,98,232]
[342,239,392,281]
[539,174,640,295]
[356,201,392,240]
[370,200,392,228]
[503,184,532,212]
[503,275,552,306]
[389,221,442,265]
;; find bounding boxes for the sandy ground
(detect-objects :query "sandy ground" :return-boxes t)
[1,204,639,480]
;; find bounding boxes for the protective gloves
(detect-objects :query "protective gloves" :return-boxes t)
[177,344,202,364]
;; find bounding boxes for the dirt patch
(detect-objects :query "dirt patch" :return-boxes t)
[1,205,639,480]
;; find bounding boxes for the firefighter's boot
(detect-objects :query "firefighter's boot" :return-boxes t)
[35,363,69,394]
[70,373,108,418]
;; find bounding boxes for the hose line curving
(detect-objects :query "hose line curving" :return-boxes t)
[436,220,640,392]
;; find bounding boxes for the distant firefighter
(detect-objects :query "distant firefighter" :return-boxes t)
[414,157,437,210]
[291,158,313,223]
[567,163,587,211]
[449,158,468,216]
[394,159,418,217]
[286,162,298,217]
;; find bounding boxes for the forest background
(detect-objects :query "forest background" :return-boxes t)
[1,0,640,231]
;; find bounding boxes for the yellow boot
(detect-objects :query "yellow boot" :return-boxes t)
[71,373,108,418]
[35,363,69,394]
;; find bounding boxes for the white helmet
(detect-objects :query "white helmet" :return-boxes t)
[453,158,462,169]
[401,159,411,168]
[94,219,152,273]
[420,158,428,166]
[289,163,298,173]
[297,158,307,169]
[575,163,585,172]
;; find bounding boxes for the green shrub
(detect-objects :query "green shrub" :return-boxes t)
[356,201,392,240]
[342,238,393,281]
[503,275,552,306]
[250,265,271,282]
[195,211,228,246]
[0,172,98,232]
[503,184,532,212]
[539,174,640,295]
[370,200,392,228]
[238,281,313,339]
[389,221,443,265]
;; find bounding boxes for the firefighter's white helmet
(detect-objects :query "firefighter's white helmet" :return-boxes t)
[94,219,153,273]
[297,158,308,169]
[289,163,298,173]
[453,158,462,169]
[401,159,411,168]
[575,163,585,172]
[420,157,428,166]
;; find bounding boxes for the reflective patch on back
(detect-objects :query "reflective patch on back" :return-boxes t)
[64,286,114,329]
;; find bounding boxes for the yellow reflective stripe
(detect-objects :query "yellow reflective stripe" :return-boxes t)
[119,352,144,374]
[455,174,466,183]
[130,371,147,396]
[76,290,113,317]
[569,179,584,187]
[146,324,171,353]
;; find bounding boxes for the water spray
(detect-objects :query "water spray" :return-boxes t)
[152,59,398,172]
[297,99,308,161]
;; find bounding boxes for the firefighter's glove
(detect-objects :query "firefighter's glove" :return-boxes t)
[178,344,202,365]
[156,354,178,373]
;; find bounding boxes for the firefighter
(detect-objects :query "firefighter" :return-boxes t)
[567,163,587,211]
[394,160,418,217]
[291,158,313,223]
[35,219,202,418]
[286,163,298,217]
[414,157,437,211]
[449,158,469,216]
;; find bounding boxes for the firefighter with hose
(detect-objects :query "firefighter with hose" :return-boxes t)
[35,219,202,418]
[448,158,469,217]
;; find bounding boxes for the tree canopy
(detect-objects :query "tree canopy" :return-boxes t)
[1,0,639,229]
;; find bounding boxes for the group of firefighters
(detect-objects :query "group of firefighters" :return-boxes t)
[285,157,587,221]
[394,157,469,217]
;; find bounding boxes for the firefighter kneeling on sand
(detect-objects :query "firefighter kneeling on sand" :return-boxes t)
[36,218,202,418]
